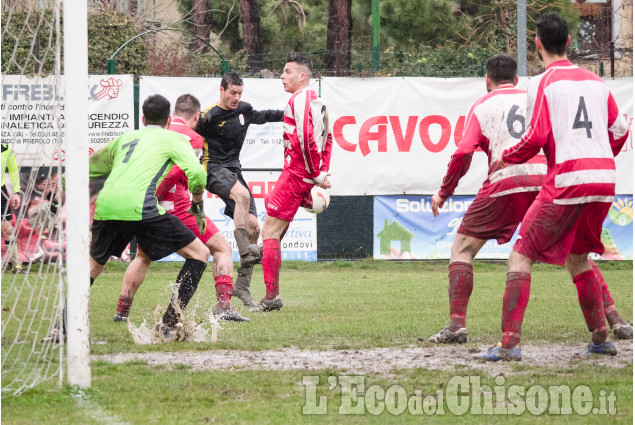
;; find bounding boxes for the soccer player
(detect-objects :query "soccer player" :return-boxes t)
[251,53,333,312]
[196,72,284,308]
[113,94,249,322]
[1,142,23,273]
[89,94,211,339]
[427,55,631,347]
[479,13,629,361]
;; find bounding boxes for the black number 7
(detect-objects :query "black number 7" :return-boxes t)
[121,138,139,163]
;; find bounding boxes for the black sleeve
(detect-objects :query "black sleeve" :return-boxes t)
[196,108,216,136]
[244,103,284,125]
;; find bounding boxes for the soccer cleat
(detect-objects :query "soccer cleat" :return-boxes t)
[612,322,633,340]
[249,296,284,312]
[583,340,617,356]
[474,342,522,362]
[240,244,262,267]
[113,312,129,322]
[154,323,177,342]
[233,285,257,308]
[12,264,24,274]
[214,307,250,322]
[427,326,468,344]
[248,244,263,257]
[41,322,65,344]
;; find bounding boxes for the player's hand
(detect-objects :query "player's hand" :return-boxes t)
[10,193,20,210]
[314,172,332,189]
[431,194,446,218]
[187,200,207,235]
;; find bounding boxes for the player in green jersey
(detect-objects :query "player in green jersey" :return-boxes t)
[1,142,22,273]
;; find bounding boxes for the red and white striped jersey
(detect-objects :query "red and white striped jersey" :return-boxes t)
[439,87,546,199]
[502,60,629,204]
[282,88,333,181]
[155,118,204,217]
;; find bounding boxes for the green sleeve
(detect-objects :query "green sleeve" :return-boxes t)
[6,150,20,193]
[88,143,115,179]
[170,141,207,195]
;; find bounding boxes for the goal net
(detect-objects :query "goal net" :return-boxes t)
[1,0,90,395]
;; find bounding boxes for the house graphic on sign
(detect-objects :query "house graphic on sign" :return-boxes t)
[377,219,415,256]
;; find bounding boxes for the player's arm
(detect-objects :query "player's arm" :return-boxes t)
[194,107,216,136]
[88,143,115,179]
[607,92,630,156]
[6,148,20,193]
[244,103,284,124]
[294,95,324,181]
[171,139,207,233]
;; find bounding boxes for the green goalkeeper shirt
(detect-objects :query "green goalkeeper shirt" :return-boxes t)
[90,126,206,221]
[1,143,20,192]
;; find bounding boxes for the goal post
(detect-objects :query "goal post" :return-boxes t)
[63,0,91,388]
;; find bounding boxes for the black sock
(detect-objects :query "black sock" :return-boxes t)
[162,259,207,326]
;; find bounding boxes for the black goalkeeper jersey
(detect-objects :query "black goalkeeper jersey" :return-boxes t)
[197,101,283,169]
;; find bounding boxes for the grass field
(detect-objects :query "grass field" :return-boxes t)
[2,259,633,424]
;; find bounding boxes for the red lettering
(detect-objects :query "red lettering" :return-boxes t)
[419,115,450,153]
[389,116,418,152]
[359,116,388,157]
[333,116,357,152]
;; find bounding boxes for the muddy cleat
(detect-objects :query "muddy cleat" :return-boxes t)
[583,340,617,356]
[154,323,177,342]
[427,326,468,344]
[612,322,633,340]
[113,312,128,322]
[12,265,24,274]
[474,342,522,362]
[247,244,263,257]
[249,296,283,312]
[233,285,257,308]
[41,324,65,344]
[214,307,250,322]
[240,251,261,267]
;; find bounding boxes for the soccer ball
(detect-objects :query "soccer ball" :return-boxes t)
[304,186,330,214]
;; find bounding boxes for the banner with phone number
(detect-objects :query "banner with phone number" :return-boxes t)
[373,195,633,260]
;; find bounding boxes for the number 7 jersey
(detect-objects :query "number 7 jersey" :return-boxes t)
[502,60,629,205]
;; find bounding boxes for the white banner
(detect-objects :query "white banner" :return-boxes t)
[139,76,320,169]
[321,77,633,196]
[158,170,318,262]
[1,74,134,165]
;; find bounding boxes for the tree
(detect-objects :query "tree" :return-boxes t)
[239,0,263,73]
[189,0,212,52]
[325,0,352,75]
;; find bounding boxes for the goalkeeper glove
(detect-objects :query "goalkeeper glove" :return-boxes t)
[187,200,207,235]
[46,191,59,214]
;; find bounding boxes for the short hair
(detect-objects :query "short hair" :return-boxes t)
[142,94,170,126]
[174,94,201,118]
[220,72,243,90]
[536,13,569,56]
[286,53,313,78]
[485,54,517,84]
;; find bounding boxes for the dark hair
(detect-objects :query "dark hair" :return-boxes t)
[174,94,201,118]
[536,13,569,56]
[142,94,170,126]
[220,72,243,90]
[286,53,313,77]
[485,54,517,84]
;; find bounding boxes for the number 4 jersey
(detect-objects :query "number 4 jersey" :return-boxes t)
[439,86,547,199]
[502,60,629,205]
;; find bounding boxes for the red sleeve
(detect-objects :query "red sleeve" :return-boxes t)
[156,165,181,201]
[607,92,629,157]
[503,79,550,164]
[189,131,204,151]
[437,106,481,198]
[320,132,333,172]
[303,95,322,179]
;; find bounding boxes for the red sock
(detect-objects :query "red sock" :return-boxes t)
[589,260,622,328]
[116,295,133,316]
[448,262,473,331]
[262,238,281,300]
[215,275,233,310]
[574,269,608,343]
[501,272,531,349]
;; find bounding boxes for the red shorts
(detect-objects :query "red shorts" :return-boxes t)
[514,200,610,266]
[265,169,313,222]
[173,212,219,244]
[458,191,538,244]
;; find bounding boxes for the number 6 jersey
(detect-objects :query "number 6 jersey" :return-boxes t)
[502,60,629,205]
[438,86,547,200]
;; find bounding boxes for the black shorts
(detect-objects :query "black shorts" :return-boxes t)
[206,166,257,219]
[1,185,13,221]
[90,213,197,265]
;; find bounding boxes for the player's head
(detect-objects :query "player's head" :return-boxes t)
[174,94,201,129]
[219,72,243,110]
[282,53,312,93]
[485,54,518,92]
[142,94,171,128]
[536,13,570,58]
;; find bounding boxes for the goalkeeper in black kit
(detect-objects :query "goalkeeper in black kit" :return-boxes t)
[196,72,283,307]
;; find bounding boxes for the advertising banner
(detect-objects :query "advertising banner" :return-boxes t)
[322,77,633,196]
[373,195,633,260]
[139,76,319,170]
[158,170,318,262]
[1,74,134,165]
